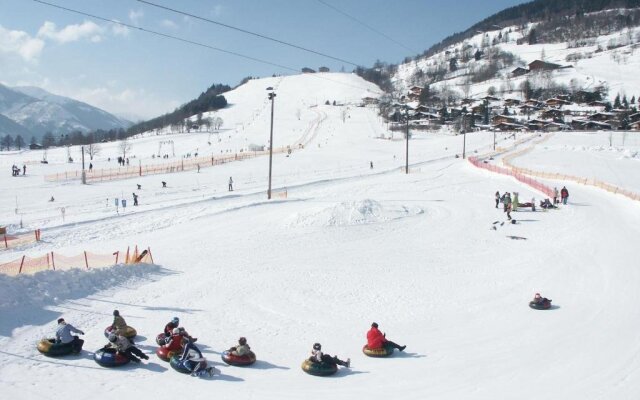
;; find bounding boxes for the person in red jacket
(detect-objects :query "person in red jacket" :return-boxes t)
[366,322,406,351]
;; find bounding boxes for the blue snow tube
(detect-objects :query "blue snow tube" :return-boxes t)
[94,348,131,367]
[362,343,395,358]
[169,355,207,374]
[301,358,338,376]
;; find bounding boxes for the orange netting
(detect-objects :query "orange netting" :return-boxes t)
[0,246,154,276]
[44,146,293,183]
[1,230,41,251]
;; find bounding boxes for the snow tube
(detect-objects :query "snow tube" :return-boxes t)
[221,350,256,366]
[156,333,168,346]
[529,299,552,310]
[104,325,137,339]
[93,348,131,367]
[156,346,182,362]
[301,358,338,376]
[169,355,207,374]
[362,343,394,357]
[37,338,78,357]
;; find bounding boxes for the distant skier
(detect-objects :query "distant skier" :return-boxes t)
[495,191,500,208]
[55,318,85,353]
[22,164,26,175]
[366,322,406,352]
[553,187,559,204]
[309,342,350,368]
[228,176,233,191]
[132,193,138,206]
[370,161,373,169]
[162,181,167,188]
[560,186,569,205]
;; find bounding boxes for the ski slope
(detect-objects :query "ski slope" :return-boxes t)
[1,73,640,400]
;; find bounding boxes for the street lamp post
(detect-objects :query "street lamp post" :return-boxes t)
[461,112,467,159]
[405,105,409,174]
[267,87,276,199]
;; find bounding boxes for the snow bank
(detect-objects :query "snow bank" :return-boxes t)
[0,264,162,311]
[287,199,423,227]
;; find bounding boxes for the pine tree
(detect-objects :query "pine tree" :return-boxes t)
[614,94,622,109]
[15,135,25,150]
[622,95,629,109]
[631,96,636,104]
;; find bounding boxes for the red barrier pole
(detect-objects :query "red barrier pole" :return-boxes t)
[84,251,89,270]
[46,252,50,270]
[51,252,56,270]
[147,247,154,264]
[18,255,25,274]
[113,251,119,265]
[3,234,7,249]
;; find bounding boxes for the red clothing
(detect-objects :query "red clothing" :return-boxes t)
[165,334,184,351]
[560,188,568,198]
[367,327,386,349]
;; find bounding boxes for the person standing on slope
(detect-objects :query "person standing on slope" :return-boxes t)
[366,322,406,351]
[560,186,569,205]
[228,176,233,191]
[495,191,501,208]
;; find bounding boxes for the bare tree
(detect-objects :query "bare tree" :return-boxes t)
[119,138,131,159]
[85,143,101,160]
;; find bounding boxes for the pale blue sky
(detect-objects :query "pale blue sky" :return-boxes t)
[0,0,529,120]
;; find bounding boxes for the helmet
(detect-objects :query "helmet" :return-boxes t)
[108,334,118,343]
[239,337,247,345]
[113,310,120,316]
[173,328,181,335]
[371,322,378,328]
[171,317,179,325]
[313,343,321,350]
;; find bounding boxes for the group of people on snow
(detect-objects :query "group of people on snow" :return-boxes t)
[52,313,406,375]
[11,164,25,176]
[495,185,569,217]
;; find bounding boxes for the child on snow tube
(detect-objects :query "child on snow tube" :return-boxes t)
[222,337,256,366]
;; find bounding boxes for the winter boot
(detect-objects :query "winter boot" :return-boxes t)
[399,345,406,352]
[345,358,351,368]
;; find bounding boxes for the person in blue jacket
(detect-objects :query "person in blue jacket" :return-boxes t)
[180,338,214,377]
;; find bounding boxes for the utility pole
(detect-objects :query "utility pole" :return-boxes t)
[462,113,467,159]
[493,130,496,151]
[81,145,86,184]
[405,105,409,174]
[267,87,276,199]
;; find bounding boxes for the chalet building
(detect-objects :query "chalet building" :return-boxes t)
[541,109,565,120]
[318,66,330,72]
[575,90,603,104]
[524,99,544,107]
[528,60,563,71]
[483,95,500,102]
[492,114,517,124]
[409,86,423,95]
[504,99,521,106]
[511,67,529,77]
[526,119,548,130]
[630,121,640,130]
[494,122,527,131]
[545,122,570,131]
[519,104,540,115]
[361,97,379,106]
[545,98,571,107]
[571,119,612,130]
[301,67,316,73]
[629,112,640,123]
[589,112,615,122]
[29,143,43,150]
[587,101,607,107]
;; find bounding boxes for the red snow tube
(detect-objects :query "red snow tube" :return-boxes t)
[362,344,394,357]
[104,325,137,339]
[156,333,168,346]
[157,346,182,362]
[221,350,256,366]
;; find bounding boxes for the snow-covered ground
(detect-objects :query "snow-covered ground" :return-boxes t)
[1,73,639,399]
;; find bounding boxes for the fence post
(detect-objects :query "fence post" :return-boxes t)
[18,255,25,274]
[125,246,130,264]
[47,252,50,270]
[84,251,89,270]
[114,251,119,265]
[3,234,7,249]
[51,252,56,270]
[148,247,154,264]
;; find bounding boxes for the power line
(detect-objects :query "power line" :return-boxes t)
[31,0,383,94]
[137,0,362,68]
[316,0,417,55]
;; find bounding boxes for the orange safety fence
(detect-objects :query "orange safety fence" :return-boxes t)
[0,245,154,276]
[44,145,294,183]
[1,229,41,250]
[468,156,555,198]
[501,137,640,202]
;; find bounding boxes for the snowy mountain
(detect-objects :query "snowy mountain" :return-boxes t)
[390,3,640,104]
[0,113,32,138]
[0,84,130,140]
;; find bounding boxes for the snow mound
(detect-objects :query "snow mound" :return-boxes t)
[0,264,163,311]
[288,199,423,227]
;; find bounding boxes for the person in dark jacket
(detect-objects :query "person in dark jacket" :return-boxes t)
[366,322,406,351]
[560,186,569,205]
[309,343,350,367]
[180,338,214,376]
[106,333,148,363]
[495,191,500,208]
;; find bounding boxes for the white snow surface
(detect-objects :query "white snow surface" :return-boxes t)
[1,73,640,399]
